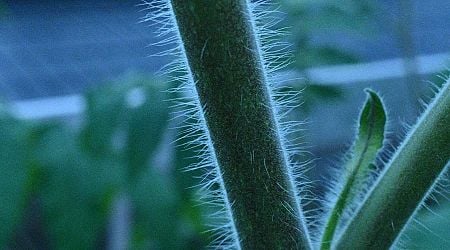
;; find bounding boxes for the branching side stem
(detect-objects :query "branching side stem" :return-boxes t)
[335,79,450,249]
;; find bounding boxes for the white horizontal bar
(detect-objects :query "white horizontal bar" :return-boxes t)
[305,52,449,84]
[11,94,85,120]
[9,52,449,120]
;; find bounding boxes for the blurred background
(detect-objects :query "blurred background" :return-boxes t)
[0,0,449,249]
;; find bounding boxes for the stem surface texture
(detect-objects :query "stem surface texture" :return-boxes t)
[170,0,311,249]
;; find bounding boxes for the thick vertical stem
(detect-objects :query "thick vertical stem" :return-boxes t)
[169,1,311,249]
[335,80,450,249]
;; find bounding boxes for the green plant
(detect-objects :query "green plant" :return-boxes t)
[334,79,450,249]
[0,1,448,249]
[0,2,6,17]
[0,76,207,249]
[320,89,387,249]
[146,0,450,249]
[156,1,312,248]
[278,0,375,69]
[0,115,30,245]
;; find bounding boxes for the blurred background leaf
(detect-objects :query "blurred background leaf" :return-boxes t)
[124,78,169,181]
[278,0,375,69]
[0,1,6,18]
[1,75,206,249]
[0,114,30,245]
[35,125,120,249]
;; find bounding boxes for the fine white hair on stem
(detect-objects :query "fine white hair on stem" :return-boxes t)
[312,90,391,246]
[315,72,450,248]
[393,75,450,249]
[393,165,450,250]
[249,0,315,243]
[141,0,311,248]
[333,75,449,249]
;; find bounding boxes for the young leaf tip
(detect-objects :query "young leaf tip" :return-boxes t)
[335,77,450,250]
[363,88,386,120]
[359,88,386,149]
[320,88,388,250]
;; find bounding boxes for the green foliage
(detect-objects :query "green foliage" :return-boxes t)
[343,89,386,191]
[125,86,169,180]
[0,115,30,245]
[274,0,376,114]
[321,89,386,249]
[336,79,450,249]
[1,1,448,249]
[0,75,206,249]
[278,0,375,69]
[35,125,121,249]
[130,169,178,249]
[2,71,447,249]
[81,84,130,157]
[291,83,345,113]
[0,2,6,17]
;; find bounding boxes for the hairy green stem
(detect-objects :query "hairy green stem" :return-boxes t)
[335,79,450,249]
[169,1,311,249]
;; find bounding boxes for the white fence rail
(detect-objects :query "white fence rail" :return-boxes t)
[10,52,449,120]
